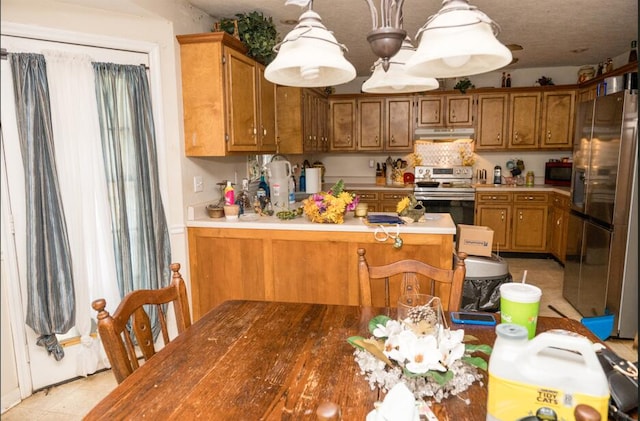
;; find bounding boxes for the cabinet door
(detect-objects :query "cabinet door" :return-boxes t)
[357,98,384,150]
[329,98,357,151]
[476,205,511,250]
[446,95,473,126]
[275,86,304,154]
[539,90,575,149]
[508,92,541,149]
[303,90,316,152]
[512,205,548,251]
[226,48,260,151]
[178,34,227,156]
[475,93,508,150]
[386,96,413,151]
[317,95,330,152]
[258,67,277,152]
[416,95,443,127]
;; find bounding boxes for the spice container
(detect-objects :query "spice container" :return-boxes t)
[525,171,535,187]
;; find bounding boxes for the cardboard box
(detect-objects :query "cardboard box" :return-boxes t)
[456,224,494,257]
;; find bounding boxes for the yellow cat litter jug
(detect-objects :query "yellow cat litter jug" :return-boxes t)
[487,324,609,421]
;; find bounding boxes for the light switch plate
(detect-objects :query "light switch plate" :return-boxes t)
[193,176,203,192]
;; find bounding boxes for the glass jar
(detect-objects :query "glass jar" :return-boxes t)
[525,171,535,187]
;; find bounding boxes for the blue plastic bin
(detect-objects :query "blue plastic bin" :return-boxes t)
[581,313,615,341]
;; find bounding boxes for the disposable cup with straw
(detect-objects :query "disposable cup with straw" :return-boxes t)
[500,269,541,339]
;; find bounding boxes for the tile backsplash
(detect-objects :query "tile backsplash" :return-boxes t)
[415,140,474,166]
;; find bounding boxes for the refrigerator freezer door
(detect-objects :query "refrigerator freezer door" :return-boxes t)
[577,220,612,317]
[562,212,584,309]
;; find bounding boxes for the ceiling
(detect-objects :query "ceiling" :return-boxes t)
[187,0,638,77]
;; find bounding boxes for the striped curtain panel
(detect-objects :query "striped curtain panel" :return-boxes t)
[8,52,75,361]
[92,62,171,337]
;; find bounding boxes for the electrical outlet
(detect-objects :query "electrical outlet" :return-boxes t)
[193,176,203,193]
[369,159,375,168]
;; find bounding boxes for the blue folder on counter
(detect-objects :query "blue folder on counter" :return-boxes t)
[366,215,405,225]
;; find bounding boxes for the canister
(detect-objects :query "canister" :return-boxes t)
[526,171,535,186]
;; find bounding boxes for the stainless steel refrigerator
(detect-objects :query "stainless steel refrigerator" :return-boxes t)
[563,83,638,339]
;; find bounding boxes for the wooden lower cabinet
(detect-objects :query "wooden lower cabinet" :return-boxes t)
[475,191,550,253]
[187,227,454,320]
[351,189,412,213]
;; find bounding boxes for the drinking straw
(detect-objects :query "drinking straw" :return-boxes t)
[521,270,528,284]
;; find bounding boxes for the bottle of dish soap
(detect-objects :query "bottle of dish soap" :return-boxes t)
[224,181,234,205]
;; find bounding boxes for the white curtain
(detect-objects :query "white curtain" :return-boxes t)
[43,50,120,375]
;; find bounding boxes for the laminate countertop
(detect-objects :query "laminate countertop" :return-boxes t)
[474,184,570,195]
[187,211,456,234]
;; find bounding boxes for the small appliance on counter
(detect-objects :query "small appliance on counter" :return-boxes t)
[493,166,502,184]
[544,160,572,186]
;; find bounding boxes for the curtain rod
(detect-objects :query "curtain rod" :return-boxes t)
[0,48,148,69]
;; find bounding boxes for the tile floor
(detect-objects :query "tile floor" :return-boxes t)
[2,257,637,419]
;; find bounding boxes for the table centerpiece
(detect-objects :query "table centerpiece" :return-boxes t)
[347,296,492,404]
[302,179,359,224]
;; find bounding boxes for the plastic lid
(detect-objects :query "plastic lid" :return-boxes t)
[496,323,528,340]
[500,283,542,303]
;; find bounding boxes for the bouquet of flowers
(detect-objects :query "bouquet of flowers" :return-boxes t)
[396,195,425,222]
[302,179,359,224]
[347,306,491,403]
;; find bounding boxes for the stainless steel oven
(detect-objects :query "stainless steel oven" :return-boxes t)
[414,166,475,226]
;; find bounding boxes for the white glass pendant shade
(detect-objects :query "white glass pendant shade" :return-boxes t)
[264,10,356,87]
[405,0,512,78]
[362,39,439,93]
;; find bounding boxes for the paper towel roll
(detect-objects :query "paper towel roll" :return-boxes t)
[305,168,322,194]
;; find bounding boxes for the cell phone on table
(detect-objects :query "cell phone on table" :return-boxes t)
[450,311,497,326]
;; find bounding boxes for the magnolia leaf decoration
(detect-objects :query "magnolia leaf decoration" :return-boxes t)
[368,315,391,334]
[347,336,393,366]
[462,356,488,371]
[464,343,493,355]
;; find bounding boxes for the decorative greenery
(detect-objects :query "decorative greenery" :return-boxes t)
[215,11,279,65]
[536,76,554,86]
[454,77,475,93]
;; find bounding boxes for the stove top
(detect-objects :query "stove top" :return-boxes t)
[414,166,475,197]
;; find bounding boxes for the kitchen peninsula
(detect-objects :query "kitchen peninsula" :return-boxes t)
[187,212,456,320]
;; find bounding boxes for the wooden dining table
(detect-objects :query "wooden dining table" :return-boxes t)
[84,300,606,420]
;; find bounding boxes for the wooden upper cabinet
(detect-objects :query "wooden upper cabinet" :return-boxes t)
[386,96,414,151]
[275,87,328,154]
[416,95,443,127]
[177,32,275,156]
[445,95,473,126]
[329,97,357,151]
[539,90,575,149]
[475,93,508,150]
[416,94,472,128]
[508,92,541,149]
[357,97,384,150]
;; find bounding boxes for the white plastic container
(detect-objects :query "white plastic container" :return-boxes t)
[487,324,609,421]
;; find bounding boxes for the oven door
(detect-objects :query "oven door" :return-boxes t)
[418,196,475,225]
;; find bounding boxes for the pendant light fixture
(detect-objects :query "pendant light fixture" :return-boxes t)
[364,0,407,71]
[405,0,512,78]
[362,37,439,93]
[264,2,356,87]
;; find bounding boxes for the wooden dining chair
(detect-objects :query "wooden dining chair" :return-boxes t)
[357,248,467,311]
[92,263,192,384]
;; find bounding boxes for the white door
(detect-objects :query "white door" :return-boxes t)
[1,34,149,391]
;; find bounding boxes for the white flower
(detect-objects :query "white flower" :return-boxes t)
[383,329,412,363]
[438,327,465,368]
[404,333,446,374]
[372,319,403,339]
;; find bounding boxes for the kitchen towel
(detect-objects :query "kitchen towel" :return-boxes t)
[305,168,321,194]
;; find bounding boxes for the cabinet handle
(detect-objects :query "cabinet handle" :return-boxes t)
[501,211,505,221]
[547,130,551,139]
[253,126,257,136]
[390,135,395,144]
[263,126,267,136]
[491,196,497,200]
[514,131,519,142]
[451,109,456,121]
[519,211,523,220]
[497,133,501,140]
[435,110,438,119]
[557,218,561,226]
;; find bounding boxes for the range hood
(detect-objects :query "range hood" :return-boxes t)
[414,127,475,141]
